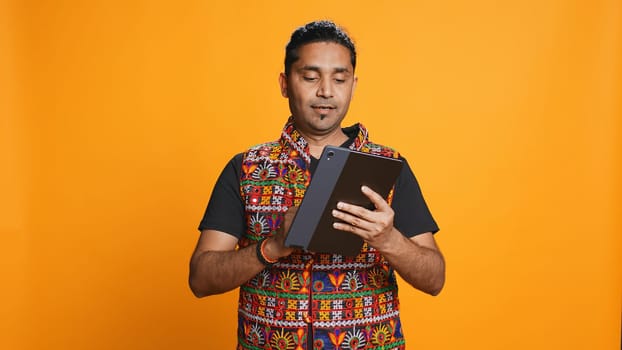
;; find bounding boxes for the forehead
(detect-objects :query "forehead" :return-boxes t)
[293,42,353,71]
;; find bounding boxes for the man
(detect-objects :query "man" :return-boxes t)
[190,20,445,349]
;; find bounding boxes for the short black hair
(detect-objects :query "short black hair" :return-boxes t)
[284,20,356,75]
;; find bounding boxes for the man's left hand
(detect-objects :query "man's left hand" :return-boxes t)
[331,185,400,251]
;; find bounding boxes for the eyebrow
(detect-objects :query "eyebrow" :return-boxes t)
[300,65,351,74]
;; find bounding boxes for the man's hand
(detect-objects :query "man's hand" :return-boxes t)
[331,185,445,295]
[331,186,401,251]
[263,206,298,260]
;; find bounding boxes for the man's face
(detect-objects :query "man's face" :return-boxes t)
[279,42,357,137]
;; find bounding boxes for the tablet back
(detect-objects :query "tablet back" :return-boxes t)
[284,146,403,256]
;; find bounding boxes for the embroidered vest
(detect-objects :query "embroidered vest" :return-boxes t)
[237,120,405,350]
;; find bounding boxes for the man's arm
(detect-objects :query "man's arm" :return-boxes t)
[375,231,445,296]
[332,186,445,296]
[189,209,297,298]
[189,230,262,297]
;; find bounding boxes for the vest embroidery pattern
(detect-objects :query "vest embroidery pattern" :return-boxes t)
[237,119,405,350]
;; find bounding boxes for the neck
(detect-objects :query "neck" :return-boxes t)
[298,128,349,159]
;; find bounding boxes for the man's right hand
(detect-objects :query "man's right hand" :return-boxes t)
[189,206,299,297]
[263,206,298,260]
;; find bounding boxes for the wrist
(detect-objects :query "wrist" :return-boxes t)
[256,237,279,266]
[374,227,405,253]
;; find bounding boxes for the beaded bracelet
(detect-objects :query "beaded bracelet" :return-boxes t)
[256,237,278,266]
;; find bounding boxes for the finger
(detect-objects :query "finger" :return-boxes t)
[332,209,370,229]
[332,221,365,237]
[361,186,390,211]
[283,206,299,233]
[335,201,375,223]
[287,206,299,215]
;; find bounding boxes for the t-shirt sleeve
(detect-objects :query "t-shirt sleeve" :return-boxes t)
[197,153,246,239]
[392,157,439,237]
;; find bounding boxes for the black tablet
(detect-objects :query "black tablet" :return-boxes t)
[284,146,403,256]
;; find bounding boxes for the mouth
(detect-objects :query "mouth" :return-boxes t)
[311,105,336,114]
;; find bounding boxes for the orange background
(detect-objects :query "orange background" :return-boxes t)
[1,0,621,349]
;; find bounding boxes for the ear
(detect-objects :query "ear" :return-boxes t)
[278,72,288,98]
[350,76,358,99]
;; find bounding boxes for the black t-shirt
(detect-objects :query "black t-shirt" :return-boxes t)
[199,141,439,239]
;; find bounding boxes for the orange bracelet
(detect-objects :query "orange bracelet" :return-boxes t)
[256,238,278,266]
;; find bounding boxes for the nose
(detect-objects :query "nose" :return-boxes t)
[316,78,333,98]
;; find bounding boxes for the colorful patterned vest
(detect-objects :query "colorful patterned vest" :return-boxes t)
[237,120,405,350]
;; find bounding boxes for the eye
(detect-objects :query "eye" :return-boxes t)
[303,76,318,82]
[334,74,347,83]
